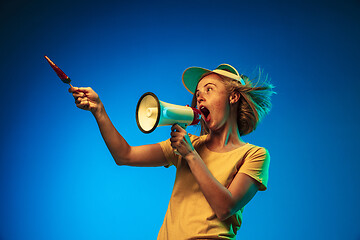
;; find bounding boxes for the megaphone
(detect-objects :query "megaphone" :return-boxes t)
[136,92,201,133]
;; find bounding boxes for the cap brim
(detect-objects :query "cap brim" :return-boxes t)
[182,67,212,94]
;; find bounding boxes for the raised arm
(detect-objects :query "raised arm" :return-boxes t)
[69,87,168,167]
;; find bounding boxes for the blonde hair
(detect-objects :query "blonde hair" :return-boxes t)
[191,69,275,136]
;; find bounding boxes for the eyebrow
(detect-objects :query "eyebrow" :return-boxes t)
[195,83,216,94]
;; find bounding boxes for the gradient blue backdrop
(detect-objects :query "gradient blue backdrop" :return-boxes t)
[1,0,359,239]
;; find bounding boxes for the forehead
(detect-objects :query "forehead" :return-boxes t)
[196,73,223,89]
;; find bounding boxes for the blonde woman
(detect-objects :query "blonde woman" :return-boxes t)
[69,64,275,239]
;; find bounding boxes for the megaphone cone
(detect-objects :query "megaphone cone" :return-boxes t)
[136,92,201,133]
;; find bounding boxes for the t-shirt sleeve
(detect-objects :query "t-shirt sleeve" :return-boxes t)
[238,147,270,191]
[158,138,179,168]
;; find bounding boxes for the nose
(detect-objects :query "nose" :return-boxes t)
[196,91,205,104]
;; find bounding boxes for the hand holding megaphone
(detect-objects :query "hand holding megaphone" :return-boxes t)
[136,92,201,133]
[170,123,195,157]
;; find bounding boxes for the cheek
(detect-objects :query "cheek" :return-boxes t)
[213,100,230,116]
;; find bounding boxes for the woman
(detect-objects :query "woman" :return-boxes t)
[69,64,274,239]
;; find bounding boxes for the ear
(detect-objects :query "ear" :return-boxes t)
[229,91,241,104]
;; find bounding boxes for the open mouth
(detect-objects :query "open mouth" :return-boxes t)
[200,106,210,122]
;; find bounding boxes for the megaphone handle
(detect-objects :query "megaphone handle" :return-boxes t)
[178,123,187,130]
[174,123,191,156]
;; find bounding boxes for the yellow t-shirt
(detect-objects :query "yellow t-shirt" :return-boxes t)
[157,134,270,240]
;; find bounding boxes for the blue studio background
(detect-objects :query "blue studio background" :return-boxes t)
[1,0,359,239]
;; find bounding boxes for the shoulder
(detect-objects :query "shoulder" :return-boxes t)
[238,144,270,191]
[245,144,269,158]
[240,144,270,171]
[187,133,205,144]
[188,134,207,148]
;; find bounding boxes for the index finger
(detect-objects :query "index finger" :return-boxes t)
[69,87,92,94]
[69,86,83,93]
[171,124,186,132]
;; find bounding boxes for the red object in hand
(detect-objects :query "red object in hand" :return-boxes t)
[44,56,72,85]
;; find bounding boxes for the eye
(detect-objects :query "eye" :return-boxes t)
[207,87,213,92]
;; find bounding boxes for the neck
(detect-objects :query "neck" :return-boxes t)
[206,114,245,151]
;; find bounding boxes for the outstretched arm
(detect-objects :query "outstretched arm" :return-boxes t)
[69,87,167,167]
